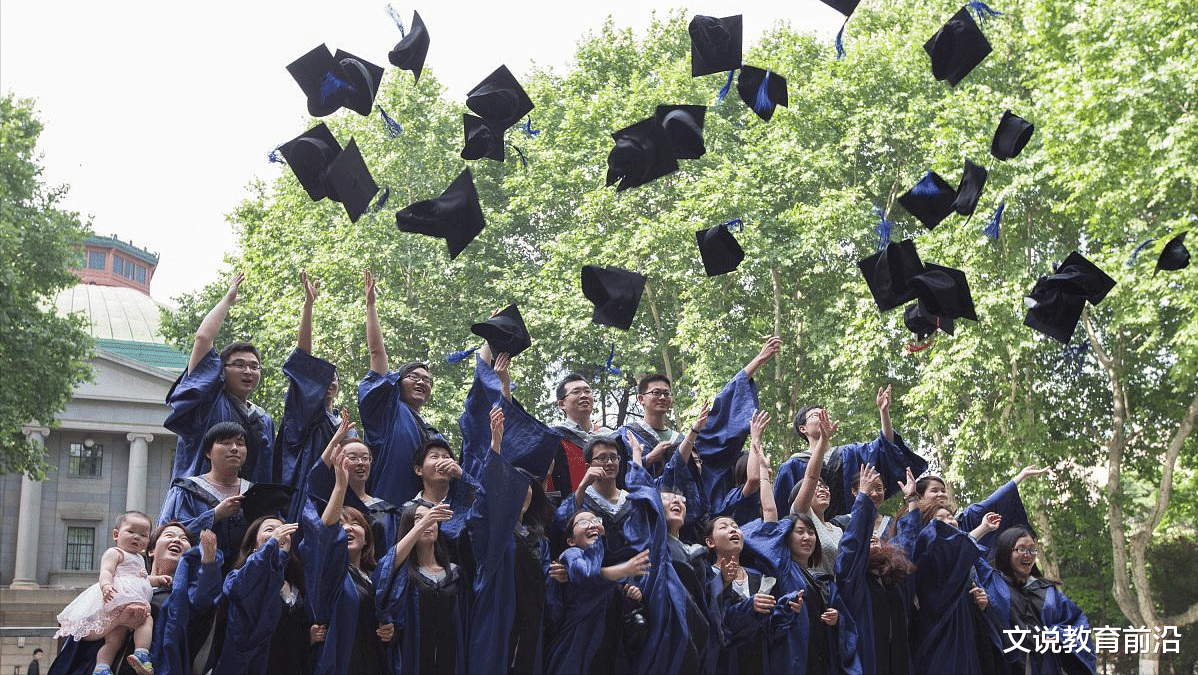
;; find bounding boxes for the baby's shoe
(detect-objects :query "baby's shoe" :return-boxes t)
[126,648,154,675]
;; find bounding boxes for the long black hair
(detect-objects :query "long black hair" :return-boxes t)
[398,502,452,581]
[992,526,1057,584]
[516,467,551,542]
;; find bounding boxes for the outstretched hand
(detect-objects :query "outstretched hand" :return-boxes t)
[490,405,505,453]
[858,463,880,495]
[898,466,918,501]
[224,272,245,305]
[1014,466,1052,484]
[750,409,771,444]
[876,384,892,413]
[301,269,320,305]
[363,270,377,306]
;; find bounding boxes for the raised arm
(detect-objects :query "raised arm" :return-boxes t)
[751,411,778,522]
[389,504,452,570]
[876,384,894,443]
[364,270,388,375]
[319,411,353,468]
[490,406,504,454]
[320,447,350,527]
[791,409,836,515]
[189,272,243,372]
[677,400,710,468]
[743,336,781,379]
[1013,466,1052,485]
[970,512,1002,542]
[297,270,319,354]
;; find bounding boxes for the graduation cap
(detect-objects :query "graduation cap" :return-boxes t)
[654,105,707,160]
[1047,251,1117,304]
[280,123,342,201]
[395,169,486,260]
[322,139,380,223]
[696,219,745,276]
[1155,232,1190,276]
[461,114,504,162]
[241,483,296,523]
[737,66,788,122]
[953,160,988,216]
[470,304,531,358]
[1022,251,1117,343]
[581,265,647,330]
[923,7,992,86]
[909,262,978,321]
[991,110,1035,160]
[819,0,860,16]
[331,49,385,116]
[286,44,341,118]
[904,301,956,340]
[898,170,958,230]
[858,239,925,312]
[388,10,430,82]
[286,45,383,117]
[689,14,743,77]
[606,117,679,191]
[466,65,534,131]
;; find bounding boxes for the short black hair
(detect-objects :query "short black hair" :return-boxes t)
[398,361,429,378]
[792,404,823,442]
[583,436,620,463]
[556,373,589,401]
[219,341,260,365]
[202,421,247,455]
[412,437,455,467]
[638,374,671,394]
[33,648,44,655]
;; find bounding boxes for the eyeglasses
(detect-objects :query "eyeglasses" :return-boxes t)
[590,455,621,465]
[224,360,261,372]
[1014,547,1039,556]
[662,493,687,504]
[343,455,371,465]
[576,517,603,528]
[404,373,433,386]
[565,387,592,398]
[642,389,672,398]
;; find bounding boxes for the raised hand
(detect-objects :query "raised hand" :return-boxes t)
[301,269,320,305]
[493,352,512,390]
[272,522,300,552]
[363,270,377,306]
[1014,466,1052,484]
[750,409,771,445]
[898,466,918,502]
[417,504,453,530]
[691,400,712,435]
[489,405,505,453]
[876,384,892,413]
[199,529,218,563]
[224,272,245,305]
[858,463,880,495]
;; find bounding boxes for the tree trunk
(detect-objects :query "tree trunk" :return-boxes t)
[644,282,674,383]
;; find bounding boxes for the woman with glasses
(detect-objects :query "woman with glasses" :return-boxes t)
[981,528,1096,675]
[358,270,445,507]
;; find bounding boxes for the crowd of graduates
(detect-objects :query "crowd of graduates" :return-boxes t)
[44,270,1098,675]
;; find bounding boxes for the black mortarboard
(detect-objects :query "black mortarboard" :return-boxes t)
[909,262,978,321]
[461,114,504,162]
[696,220,745,276]
[388,10,430,82]
[322,139,379,223]
[858,239,925,312]
[606,117,679,191]
[331,49,385,116]
[466,65,534,131]
[923,7,992,86]
[241,483,296,522]
[280,123,342,201]
[471,304,531,358]
[654,105,707,160]
[287,45,341,118]
[1048,251,1117,304]
[991,110,1035,160]
[1155,232,1190,276]
[819,0,861,17]
[689,15,743,77]
[581,265,647,330]
[737,66,788,122]
[898,170,958,229]
[953,160,988,216]
[904,301,956,340]
[1023,279,1087,344]
[395,169,486,260]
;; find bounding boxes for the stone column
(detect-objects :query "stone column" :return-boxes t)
[10,425,49,589]
[126,433,154,513]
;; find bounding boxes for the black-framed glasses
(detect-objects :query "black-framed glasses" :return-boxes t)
[405,373,433,386]
[1014,547,1039,556]
[224,360,261,372]
[590,455,621,465]
[642,389,672,398]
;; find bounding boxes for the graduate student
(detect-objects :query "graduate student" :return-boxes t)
[913,466,1051,549]
[358,269,442,506]
[308,411,402,551]
[549,372,611,494]
[786,409,844,576]
[165,272,276,484]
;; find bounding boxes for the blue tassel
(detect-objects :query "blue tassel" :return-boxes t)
[268,145,285,164]
[378,106,404,138]
[605,342,621,376]
[319,71,355,105]
[371,187,391,213]
[723,218,744,233]
[753,71,774,115]
[520,116,541,138]
[873,205,893,251]
[717,69,735,102]
[446,345,479,364]
[1062,340,1089,375]
[983,201,1005,240]
[835,21,847,59]
[508,142,528,168]
[385,4,406,36]
[1127,238,1156,266]
[967,1,1003,24]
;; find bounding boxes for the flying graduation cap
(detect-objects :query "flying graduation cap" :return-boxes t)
[1154,232,1190,276]
[909,262,978,322]
[461,114,504,161]
[287,44,384,117]
[279,124,378,222]
[395,169,486,259]
[923,6,993,86]
[858,239,926,312]
[606,117,680,191]
[471,304,531,358]
[581,265,647,330]
[388,9,430,82]
[323,139,380,223]
[689,14,743,77]
[953,160,988,217]
[460,65,534,162]
[737,66,789,122]
[898,170,958,229]
[696,219,745,276]
[1023,251,1117,343]
[654,105,707,160]
[991,110,1035,160]
[816,0,861,58]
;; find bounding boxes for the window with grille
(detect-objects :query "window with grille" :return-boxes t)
[68,442,103,477]
[88,251,107,270]
[65,526,96,570]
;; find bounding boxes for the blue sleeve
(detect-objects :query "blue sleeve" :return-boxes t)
[1043,587,1097,675]
[158,485,217,542]
[958,480,1034,550]
[835,492,876,601]
[741,519,789,580]
[357,369,424,505]
[222,539,287,646]
[468,452,529,582]
[712,578,766,646]
[278,348,337,489]
[299,498,347,624]
[890,507,924,556]
[191,555,225,613]
[563,542,611,588]
[692,370,759,506]
[772,456,808,516]
[910,520,981,617]
[164,349,224,481]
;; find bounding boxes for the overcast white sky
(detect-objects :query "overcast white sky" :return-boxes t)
[1,1,840,302]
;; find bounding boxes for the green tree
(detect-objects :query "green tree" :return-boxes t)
[0,94,94,478]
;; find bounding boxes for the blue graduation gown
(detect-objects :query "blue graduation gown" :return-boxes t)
[358,369,440,506]
[543,538,621,675]
[773,432,926,519]
[908,520,991,675]
[158,477,251,573]
[165,348,276,484]
[374,548,470,675]
[957,480,1035,550]
[458,354,564,482]
[741,518,862,675]
[466,451,547,675]
[154,547,225,675]
[834,492,903,675]
[305,460,402,551]
[709,567,773,675]
[211,538,289,675]
[977,565,1097,675]
[277,348,338,521]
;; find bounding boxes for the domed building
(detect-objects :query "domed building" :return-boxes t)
[0,235,187,666]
